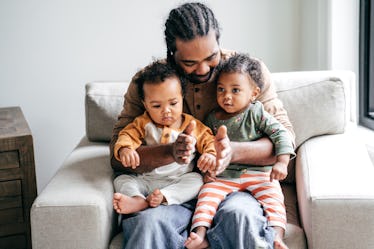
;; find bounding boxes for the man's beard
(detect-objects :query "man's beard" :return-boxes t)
[176,65,217,84]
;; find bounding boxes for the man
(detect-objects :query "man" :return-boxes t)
[110,2,294,249]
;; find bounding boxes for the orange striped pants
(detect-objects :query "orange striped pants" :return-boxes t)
[191,171,286,231]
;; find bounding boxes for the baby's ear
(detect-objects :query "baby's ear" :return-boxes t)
[251,86,261,101]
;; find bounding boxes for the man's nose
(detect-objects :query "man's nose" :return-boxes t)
[195,62,210,75]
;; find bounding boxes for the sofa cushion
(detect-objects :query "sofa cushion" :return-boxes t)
[85,82,128,142]
[273,77,347,183]
[85,76,348,148]
[275,78,346,148]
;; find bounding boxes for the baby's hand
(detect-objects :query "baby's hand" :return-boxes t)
[197,153,216,173]
[119,147,140,169]
[270,162,288,181]
[203,171,217,183]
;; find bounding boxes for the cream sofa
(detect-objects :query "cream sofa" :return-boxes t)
[31,70,374,249]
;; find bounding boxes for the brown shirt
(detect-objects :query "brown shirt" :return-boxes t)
[110,49,295,172]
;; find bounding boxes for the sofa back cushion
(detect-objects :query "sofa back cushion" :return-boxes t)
[85,71,354,147]
[275,78,345,148]
[85,82,129,142]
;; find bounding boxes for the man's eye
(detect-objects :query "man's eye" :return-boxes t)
[207,53,217,61]
[183,62,195,67]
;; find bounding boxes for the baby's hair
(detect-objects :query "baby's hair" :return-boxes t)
[135,60,185,100]
[217,53,264,90]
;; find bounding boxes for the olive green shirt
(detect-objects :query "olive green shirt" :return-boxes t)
[205,101,296,178]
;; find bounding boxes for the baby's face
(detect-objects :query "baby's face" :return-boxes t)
[216,72,260,115]
[142,76,183,129]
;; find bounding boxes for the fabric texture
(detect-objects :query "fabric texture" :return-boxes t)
[114,172,203,205]
[205,101,295,176]
[85,82,129,142]
[191,172,286,231]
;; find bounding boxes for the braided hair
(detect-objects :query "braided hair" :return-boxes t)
[164,2,221,65]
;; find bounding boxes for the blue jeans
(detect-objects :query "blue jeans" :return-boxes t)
[121,191,274,249]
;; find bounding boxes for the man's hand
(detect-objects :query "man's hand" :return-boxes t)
[119,147,140,169]
[172,120,197,164]
[215,125,232,175]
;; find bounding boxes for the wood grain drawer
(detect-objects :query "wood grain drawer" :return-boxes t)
[0,107,37,248]
[0,151,20,170]
[0,180,23,225]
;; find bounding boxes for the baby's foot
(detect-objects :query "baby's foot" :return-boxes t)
[274,233,289,249]
[184,232,209,249]
[112,193,147,214]
[146,189,165,207]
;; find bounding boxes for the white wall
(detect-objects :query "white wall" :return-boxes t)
[0,0,357,193]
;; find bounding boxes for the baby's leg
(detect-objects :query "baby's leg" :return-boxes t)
[184,226,209,249]
[113,193,149,214]
[146,189,165,207]
[242,172,288,249]
[273,226,288,249]
[160,172,203,205]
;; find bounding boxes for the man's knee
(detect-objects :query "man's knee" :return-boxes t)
[221,192,260,209]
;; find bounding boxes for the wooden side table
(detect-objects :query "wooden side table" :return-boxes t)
[0,107,37,249]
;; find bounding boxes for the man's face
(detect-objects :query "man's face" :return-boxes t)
[174,30,221,84]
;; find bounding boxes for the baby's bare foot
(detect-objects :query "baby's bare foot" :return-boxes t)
[146,189,165,207]
[184,231,209,249]
[112,193,148,214]
[274,233,289,249]
[185,226,209,249]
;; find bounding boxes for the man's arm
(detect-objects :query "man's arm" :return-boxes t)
[111,120,197,174]
[230,137,276,165]
[111,143,175,173]
[214,126,276,175]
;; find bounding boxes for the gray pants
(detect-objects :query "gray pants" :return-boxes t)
[114,172,203,205]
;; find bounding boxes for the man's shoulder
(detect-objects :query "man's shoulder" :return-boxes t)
[220,48,236,60]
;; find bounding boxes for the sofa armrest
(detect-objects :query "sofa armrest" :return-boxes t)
[296,131,374,249]
[31,137,116,249]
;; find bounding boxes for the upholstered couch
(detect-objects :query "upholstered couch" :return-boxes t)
[31,70,374,249]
